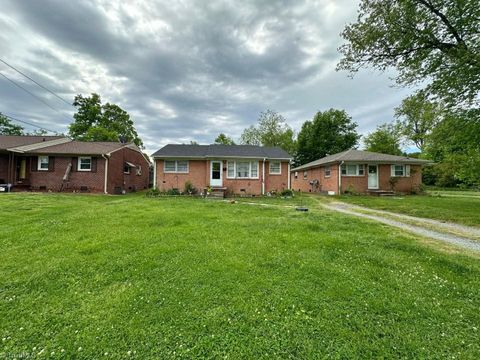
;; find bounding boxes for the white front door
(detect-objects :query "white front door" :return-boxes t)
[368,164,379,189]
[210,161,223,187]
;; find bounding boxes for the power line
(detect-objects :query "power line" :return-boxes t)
[0,58,72,106]
[2,113,60,134]
[0,71,72,118]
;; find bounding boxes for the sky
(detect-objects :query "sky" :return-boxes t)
[0,0,415,154]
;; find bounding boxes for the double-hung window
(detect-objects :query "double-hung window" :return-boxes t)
[226,161,258,179]
[391,164,410,177]
[164,160,189,173]
[269,161,281,175]
[341,164,364,176]
[324,165,331,177]
[78,157,92,171]
[38,156,49,171]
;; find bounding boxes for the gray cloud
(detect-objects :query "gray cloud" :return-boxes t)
[0,0,415,154]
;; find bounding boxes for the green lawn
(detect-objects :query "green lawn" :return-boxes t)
[1,193,480,358]
[336,192,480,227]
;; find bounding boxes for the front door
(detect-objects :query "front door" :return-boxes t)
[368,164,378,189]
[15,157,29,184]
[210,161,223,187]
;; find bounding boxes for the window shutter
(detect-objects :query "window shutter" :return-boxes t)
[71,157,78,172]
[91,157,97,172]
[48,156,55,172]
[390,165,395,177]
[406,165,411,177]
[31,156,38,172]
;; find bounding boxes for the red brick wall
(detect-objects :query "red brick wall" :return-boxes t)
[0,155,8,183]
[291,165,339,194]
[107,148,150,194]
[155,159,290,195]
[29,156,106,192]
[341,164,423,193]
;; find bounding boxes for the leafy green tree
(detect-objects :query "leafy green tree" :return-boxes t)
[425,108,480,187]
[337,0,480,107]
[69,93,143,147]
[214,133,235,145]
[296,109,360,165]
[240,110,296,154]
[0,113,24,135]
[364,123,403,155]
[395,93,443,152]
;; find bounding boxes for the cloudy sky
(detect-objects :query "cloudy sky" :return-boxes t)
[0,0,414,154]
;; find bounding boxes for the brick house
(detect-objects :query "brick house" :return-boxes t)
[291,149,431,194]
[152,144,292,196]
[0,135,150,194]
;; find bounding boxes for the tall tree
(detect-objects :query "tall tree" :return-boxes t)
[69,93,143,147]
[0,113,24,135]
[214,133,235,145]
[296,109,360,165]
[240,110,296,154]
[364,123,403,155]
[337,0,480,107]
[395,93,443,152]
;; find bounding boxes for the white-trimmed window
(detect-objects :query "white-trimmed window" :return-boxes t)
[341,164,364,176]
[324,165,331,177]
[303,170,308,179]
[78,156,92,171]
[226,160,259,179]
[391,164,410,177]
[136,165,142,176]
[124,163,131,174]
[294,171,298,179]
[269,161,281,175]
[38,156,49,171]
[164,160,189,173]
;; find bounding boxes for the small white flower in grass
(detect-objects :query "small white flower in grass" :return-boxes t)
[78,347,82,351]
[61,349,65,353]
[104,352,108,356]
[51,351,55,356]
[127,350,132,355]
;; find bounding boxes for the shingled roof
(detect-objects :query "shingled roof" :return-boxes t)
[292,149,431,171]
[0,135,65,151]
[152,144,292,160]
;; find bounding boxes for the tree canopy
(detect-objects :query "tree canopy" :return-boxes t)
[296,109,360,165]
[0,113,24,135]
[394,93,443,152]
[214,133,235,145]
[364,123,403,155]
[69,93,143,147]
[240,110,296,155]
[338,0,480,107]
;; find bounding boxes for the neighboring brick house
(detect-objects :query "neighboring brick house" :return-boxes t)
[152,144,292,196]
[0,135,150,194]
[291,149,431,194]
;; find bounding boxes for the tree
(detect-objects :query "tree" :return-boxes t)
[240,110,296,154]
[214,133,235,145]
[296,109,360,165]
[0,113,24,135]
[364,123,403,155]
[425,108,480,187]
[337,0,480,107]
[69,93,143,147]
[395,93,443,152]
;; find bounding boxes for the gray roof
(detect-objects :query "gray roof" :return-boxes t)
[152,144,292,160]
[34,141,127,155]
[0,135,65,151]
[292,149,431,171]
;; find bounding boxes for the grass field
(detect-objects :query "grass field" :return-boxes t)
[336,191,480,227]
[1,193,480,358]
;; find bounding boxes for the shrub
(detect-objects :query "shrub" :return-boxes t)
[280,189,294,197]
[166,188,181,196]
[184,181,197,195]
[146,188,161,197]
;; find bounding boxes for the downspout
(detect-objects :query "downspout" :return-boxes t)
[262,158,266,195]
[153,157,157,189]
[287,161,291,189]
[338,161,344,195]
[102,154,109,194]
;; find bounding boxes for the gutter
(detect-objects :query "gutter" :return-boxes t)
[102,154,109,194]
[153,158,157,189]
[287,161,291,190]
